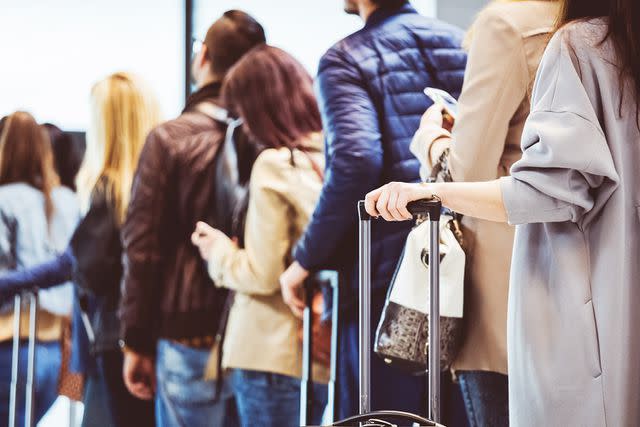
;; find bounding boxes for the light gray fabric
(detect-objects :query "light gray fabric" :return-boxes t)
[500,19,640,426]
[0,183,79,315]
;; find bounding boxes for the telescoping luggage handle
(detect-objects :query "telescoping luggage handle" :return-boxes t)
[9,290,39,427]
[301,271,340,426]
[357,198,442,424]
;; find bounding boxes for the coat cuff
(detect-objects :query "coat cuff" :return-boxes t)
[293,240,314,271]
[410,125,452,181]
[499,176,572,226]
[206,235,236,287]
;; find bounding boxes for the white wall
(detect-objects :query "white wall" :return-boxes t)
[0,0,184,131]
[193,0,438,75]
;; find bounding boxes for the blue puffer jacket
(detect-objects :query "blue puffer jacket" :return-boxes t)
[294,3,466,305]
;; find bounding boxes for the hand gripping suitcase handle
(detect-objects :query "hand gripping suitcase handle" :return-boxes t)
[357,198,442,221]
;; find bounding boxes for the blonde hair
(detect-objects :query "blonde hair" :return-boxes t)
[77,72,161,224]
[463,0,560,49]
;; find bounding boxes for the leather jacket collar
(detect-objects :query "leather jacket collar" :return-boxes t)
[183,82,222,113]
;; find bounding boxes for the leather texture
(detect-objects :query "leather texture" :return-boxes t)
[119,84,229,355]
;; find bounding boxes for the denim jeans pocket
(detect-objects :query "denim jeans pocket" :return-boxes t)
[157,340,216,407]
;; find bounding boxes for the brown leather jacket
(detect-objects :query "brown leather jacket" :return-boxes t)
[119,83,229,355]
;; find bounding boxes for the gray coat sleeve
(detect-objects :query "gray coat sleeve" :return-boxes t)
[499,30,619,226]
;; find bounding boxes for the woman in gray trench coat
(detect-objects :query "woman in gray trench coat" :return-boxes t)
[363,0,640,425]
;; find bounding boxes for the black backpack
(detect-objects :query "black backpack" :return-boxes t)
[195,102,260,247]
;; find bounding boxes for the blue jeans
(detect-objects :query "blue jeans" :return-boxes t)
[0,340,61,427]
[231,369,327,427]
[155,339,239,427]
[458,371,508,427]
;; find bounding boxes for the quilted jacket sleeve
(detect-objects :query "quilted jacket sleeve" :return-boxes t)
[294,48,384,270]
[0,248,74,297]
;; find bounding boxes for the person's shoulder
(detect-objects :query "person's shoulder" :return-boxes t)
[539,18,609,72]
[477,1,559,37]
[319,13,463,73]
[253,148,292,174]
[0,183,37,203]
[0,184,41,218]
[319,37,360,74]
[553,18,609,53]
[51,186,80,217]
[146,110,225,150]
[51,186,77,204]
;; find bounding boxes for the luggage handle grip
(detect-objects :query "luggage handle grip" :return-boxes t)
[358,198,441,221]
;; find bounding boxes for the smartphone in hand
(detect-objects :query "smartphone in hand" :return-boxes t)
[424,87,458,123]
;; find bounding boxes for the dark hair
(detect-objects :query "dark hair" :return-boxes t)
[0,112,60,223]
[559,0,640,122]
[222,46,322,150]
[43,124,85,192]
[204,10,266,77]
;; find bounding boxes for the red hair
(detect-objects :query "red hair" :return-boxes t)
[222,45,322,149]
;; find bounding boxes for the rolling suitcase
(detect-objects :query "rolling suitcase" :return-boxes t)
[300,270,340,426]
[331,199,445,427]
[9,291,39,427]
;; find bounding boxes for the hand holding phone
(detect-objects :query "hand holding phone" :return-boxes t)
[423,87,458,124]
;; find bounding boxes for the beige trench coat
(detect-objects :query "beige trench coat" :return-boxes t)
[412,1,559,374]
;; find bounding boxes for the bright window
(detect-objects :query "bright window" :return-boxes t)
[0,0,184,131]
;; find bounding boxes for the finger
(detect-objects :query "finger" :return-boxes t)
[288,291,306,311]
[422,104,445,127]
[129,382,152,400]
[281,283,293,305]
[364,188,382,217]
[134,388,153,401]
[290,304,304,319]
[376,188,394,222]
[125,378,152,401]
[123,371,136,395]
[442,112,455,131]
[191,231,201,246]
[396,191,413,221]
[196,221,214,234]
[387,189,402,221]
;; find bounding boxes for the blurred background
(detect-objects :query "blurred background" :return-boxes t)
[0,0,487,131]
[0,1,488,425]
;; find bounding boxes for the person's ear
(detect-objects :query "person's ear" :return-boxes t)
[199,45,210,69]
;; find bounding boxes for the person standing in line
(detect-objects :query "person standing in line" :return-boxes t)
[410,1,560,425]
[364,0,640,424]
[278,0,467,419]
[0,73,162,427]
[191,45,331,427]
[0,111,80,426]
[44,123,85,192]
[118,11,265,427]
